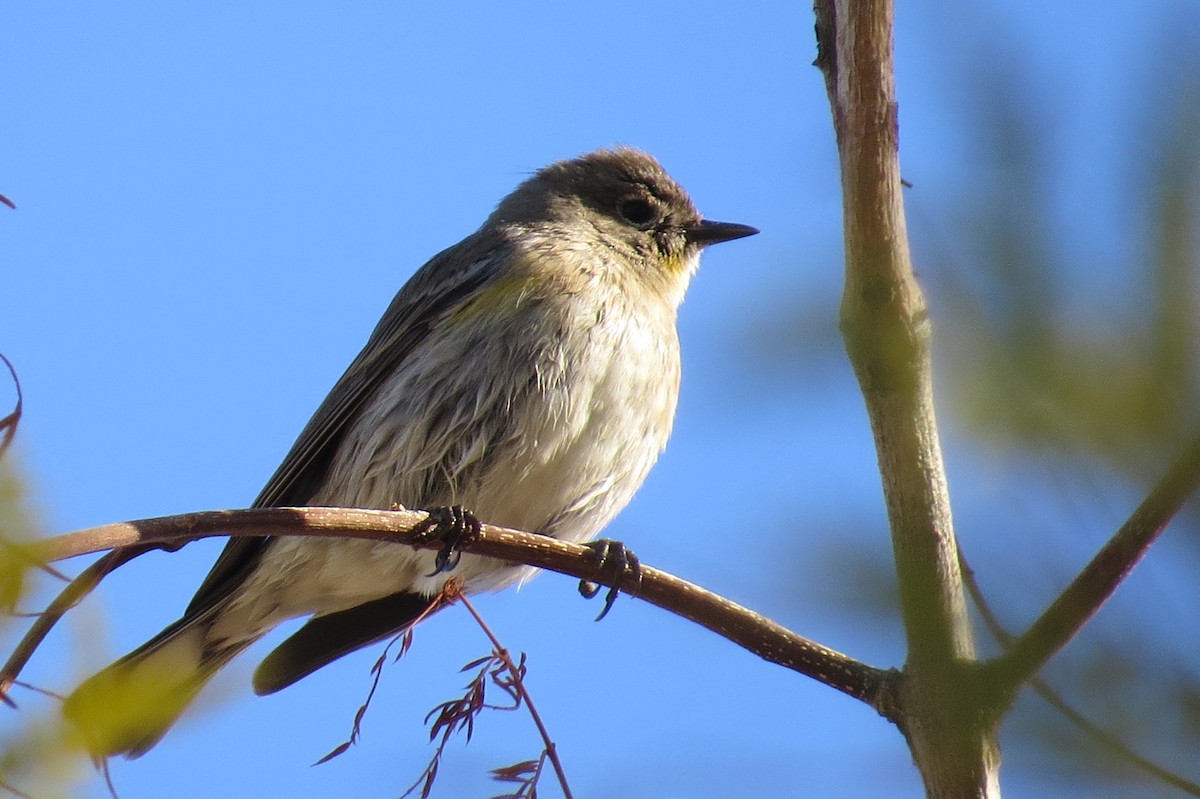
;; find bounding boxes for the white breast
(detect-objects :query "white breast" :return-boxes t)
[228,260,683,632]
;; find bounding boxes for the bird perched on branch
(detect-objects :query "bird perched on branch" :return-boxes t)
[64,147,757,757]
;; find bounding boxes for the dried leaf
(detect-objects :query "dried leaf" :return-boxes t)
[313,741,352,765]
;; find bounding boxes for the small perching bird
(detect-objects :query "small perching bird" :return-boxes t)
[64,147,758,757]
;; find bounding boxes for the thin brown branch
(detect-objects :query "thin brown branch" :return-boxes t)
[1,548,136,700]
[314,595,441,767]
[455,588,573,799]
[990,433,1200,705]
[0,779,33,799]
[8,507,895,717]
[0,353,22,458]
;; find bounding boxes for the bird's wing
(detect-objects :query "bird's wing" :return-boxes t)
[183,233,511,617]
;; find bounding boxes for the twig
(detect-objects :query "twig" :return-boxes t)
[394,581,570,799]
[489,754,546,799]
[991,433,1200,703]
[0,353,22,458]
[315,596,443,766]
[0,779,32,799]
[0,545,164,703]
[13,507,893,717]
[99,757,120,799]
[454,587,572,799]
[960,555,1200,796]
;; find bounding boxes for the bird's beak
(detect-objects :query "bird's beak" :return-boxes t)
[684,219,760,247]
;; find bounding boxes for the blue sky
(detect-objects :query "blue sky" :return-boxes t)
[2,3,1198,797]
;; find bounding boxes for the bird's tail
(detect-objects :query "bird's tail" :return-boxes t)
[62,604,255,759]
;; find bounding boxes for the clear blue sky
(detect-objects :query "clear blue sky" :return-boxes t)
[2,3,1196,797]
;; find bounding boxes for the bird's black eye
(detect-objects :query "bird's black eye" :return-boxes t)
[617,197,659,228]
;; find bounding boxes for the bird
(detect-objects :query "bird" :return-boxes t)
[63,146,757,757]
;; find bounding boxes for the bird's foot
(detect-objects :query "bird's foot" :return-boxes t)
[578,538,641,621]
[411,505,482,576]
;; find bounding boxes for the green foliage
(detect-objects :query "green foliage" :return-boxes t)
[0,461,35,614]
[933,57,1200,485]
[0,460,89,795]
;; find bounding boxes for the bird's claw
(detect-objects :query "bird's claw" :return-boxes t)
[577,538,641,621]
[411,505,482,576]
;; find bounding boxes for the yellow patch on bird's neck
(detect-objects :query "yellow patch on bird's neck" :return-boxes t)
[660,251,689,277]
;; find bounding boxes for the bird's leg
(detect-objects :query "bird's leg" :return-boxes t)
[410,505,482,576]
[577,539,642,621]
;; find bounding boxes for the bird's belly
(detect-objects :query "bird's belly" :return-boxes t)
[249,389,667,621]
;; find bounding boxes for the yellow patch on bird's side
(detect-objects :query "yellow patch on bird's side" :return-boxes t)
[451,272,536,323]
[449,249,582,323]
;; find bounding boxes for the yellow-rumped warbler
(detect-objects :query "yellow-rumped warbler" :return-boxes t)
[64,147,757,756]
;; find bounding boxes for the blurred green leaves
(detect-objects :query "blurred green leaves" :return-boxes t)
[932,50,1200,485]
[0,462,35,614]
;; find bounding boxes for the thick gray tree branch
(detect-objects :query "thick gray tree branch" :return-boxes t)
[1,507,897,719]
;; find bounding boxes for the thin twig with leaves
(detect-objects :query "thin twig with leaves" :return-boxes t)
[388,581,571,799]
[314,598,440,766]
[489,755,547,799]
[454,588,571,799]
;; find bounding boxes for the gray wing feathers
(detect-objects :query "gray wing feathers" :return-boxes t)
[183,235,511,617]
